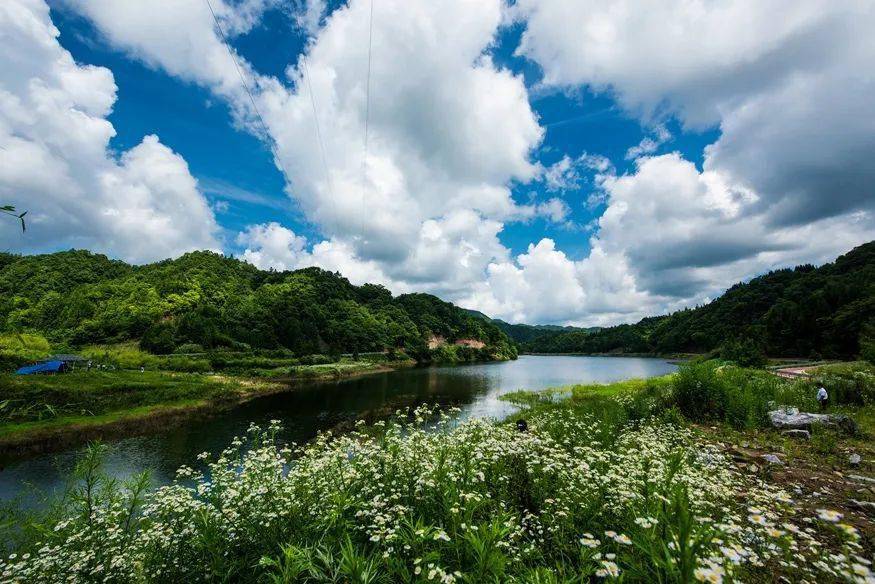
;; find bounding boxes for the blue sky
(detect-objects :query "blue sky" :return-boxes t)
[49,1,718,260]
[2,0,873,325]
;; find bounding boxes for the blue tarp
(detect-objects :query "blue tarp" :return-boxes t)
[15,361,65,375]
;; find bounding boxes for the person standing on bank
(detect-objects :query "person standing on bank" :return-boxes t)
[816,386,829,411]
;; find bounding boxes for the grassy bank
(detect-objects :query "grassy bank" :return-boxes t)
[3,362,874,582]
[0,356,410,452]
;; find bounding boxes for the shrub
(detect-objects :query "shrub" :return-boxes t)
[671,362,778,429]
[80,343,158,369]
[860,324,875,365]
[811,362,875,405]
[1,408,862,583]
[297,354,335,366]
[719,337,767,368]
[173,343,205,355]
[140,322,177,354]
[0,333,52,371]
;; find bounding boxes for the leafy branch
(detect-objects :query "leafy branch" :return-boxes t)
[1,205,27,232]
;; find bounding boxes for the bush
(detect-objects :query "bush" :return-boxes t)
[671,362,778,429]
[297,354,335,366]
[861,324,875,365]
[719,337,766,368]
[173,343,205,355]
[0,333,52,371]
[80,343,158,370]
[140,322,177,355]
[812,362,875,405]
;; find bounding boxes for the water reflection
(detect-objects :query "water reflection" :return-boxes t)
[0,355,676,505]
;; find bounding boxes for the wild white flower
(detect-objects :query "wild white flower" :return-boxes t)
[816,509,843,523]
[595,560,620,578]
[694,565,724,583]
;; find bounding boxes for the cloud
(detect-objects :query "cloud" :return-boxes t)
[67,0,543,295]
[625,125,670,160]
[514,0,875,226]
[533,198,570,224]
[237,221,307,271]
[0,0,220,263]
[285,0,327,36]
[236,220,403,289]
[55,0,875,326]
[470,153,874,325]
[542,155,583,193]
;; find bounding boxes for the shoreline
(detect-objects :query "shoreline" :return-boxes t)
[521,351,699,361]
[0,356,518,460]
[0,361,406,460]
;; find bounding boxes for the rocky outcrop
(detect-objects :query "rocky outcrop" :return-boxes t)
[769,407,858,435]
[454,338,485,349]
[427,335,446,350]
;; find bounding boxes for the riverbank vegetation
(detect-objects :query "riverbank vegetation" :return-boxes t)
[0,250,516,366]
[517,241,875,361]
[0,355,411,448]
[3,361,873,582]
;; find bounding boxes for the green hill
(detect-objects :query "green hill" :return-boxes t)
[464,309,599,344]
[0,250,516,362]
[524,241,875,359]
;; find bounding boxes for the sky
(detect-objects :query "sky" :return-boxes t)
[1,0,873,326]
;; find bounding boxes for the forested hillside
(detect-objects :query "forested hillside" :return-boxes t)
[0,250,516,361]
[524,241,875,359]
[464,310,598,344]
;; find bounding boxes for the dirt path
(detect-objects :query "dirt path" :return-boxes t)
[773,365,818,379]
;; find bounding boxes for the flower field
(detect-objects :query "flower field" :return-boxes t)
[1,390,872,582]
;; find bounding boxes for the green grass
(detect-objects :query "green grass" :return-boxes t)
[252,359,403,380]
[0,399,207,439]
[3,390,870,582]
[0,353,413,443]
[0,370,277,437]
[0,332,52,370]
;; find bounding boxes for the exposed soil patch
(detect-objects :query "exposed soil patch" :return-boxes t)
[702,425,875,554]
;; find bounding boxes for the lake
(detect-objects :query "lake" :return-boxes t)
[0,355,676,505]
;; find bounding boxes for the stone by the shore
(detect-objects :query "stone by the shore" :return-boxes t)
[849,474,875,485]
[762,453,784,465]
[769,407,858,434]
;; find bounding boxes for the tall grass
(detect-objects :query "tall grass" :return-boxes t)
[0,371,275,426]
[1,402,866,582]
[0,333,52,371]
[80,343,212,372]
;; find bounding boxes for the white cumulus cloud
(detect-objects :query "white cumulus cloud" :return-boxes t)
[0,0,220,263]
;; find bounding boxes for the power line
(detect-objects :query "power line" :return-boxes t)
[360,0,375,241]
[303,57,337,218]
[204,0,291,181]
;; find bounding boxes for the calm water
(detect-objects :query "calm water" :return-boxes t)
[0,355,676,505]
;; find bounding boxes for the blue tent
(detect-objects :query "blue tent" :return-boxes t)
[15,361,65,375]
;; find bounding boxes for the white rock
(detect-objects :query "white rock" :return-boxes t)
[762,454,784,465]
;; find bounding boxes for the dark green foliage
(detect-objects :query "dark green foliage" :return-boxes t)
[0,250,514,363]
[670,362,794,429]
[465,308,602,347]
[525,241,875,359]
[718,337,766,368]
[861,324,875,365]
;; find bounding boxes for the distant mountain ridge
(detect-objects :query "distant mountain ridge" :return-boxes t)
[521,241,875,359]
[464,309,600,344]
[0,250,516,362]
